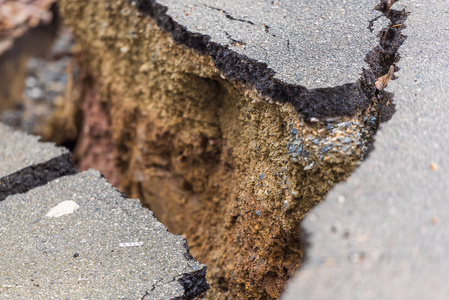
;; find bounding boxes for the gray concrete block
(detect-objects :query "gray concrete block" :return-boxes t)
[0,123,76,200]
[0,169,208,299]
[283,1,449,299]
[134,0,389,119]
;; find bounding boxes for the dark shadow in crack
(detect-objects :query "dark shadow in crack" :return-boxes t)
[363,1,409,160]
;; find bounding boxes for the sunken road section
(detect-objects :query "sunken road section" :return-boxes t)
[134,0,389,120]
[0,124,209,299]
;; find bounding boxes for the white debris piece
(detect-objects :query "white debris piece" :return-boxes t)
[45,200,80,218]
[119,242,144,248]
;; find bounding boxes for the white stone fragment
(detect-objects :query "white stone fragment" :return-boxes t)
[45,200,80,218]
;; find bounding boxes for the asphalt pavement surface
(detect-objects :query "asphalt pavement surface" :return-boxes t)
[135,0,388,119]
[283,1,449,299]
[0,170,208,299]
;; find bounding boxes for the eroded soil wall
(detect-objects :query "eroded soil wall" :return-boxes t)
[59,1,378,298]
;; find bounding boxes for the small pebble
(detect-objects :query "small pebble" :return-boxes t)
[342,137,353,144]
[322,145,333,154]
[120,46,129,53]
[349,252,365,263]
[25,77,37,87]
[46,200,79,218]
[259,174,265,180]
[368,116,377,126]
[29,87,43,99]
[303,164,313,171]
[326,257,335,267]
[430,162,438,171]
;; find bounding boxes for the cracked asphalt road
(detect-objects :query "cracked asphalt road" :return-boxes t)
[0,170,208,299]
[135,0,389,119]
[148,0,386,88]
[2,0,447,298]
[283,1,449,299]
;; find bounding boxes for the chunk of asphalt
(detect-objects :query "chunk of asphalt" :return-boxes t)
[0,169,209,299]
[283,1,449,299]
[0,123,77,201]
[134,0,389,119]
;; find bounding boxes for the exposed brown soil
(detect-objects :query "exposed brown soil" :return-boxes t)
[0,54,28,112]
[58,1,379,298]
[72,84,121,186]
[0,19,57,113]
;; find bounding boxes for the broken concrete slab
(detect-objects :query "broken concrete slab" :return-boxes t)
[134,0,389,119]
[0,123,76,200]
[0,169,209,299]
[283,1,449,299]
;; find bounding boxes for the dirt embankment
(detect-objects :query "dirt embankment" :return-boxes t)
[58,1,379,298]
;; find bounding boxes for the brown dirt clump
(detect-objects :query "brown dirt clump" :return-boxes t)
[58,1,379,298]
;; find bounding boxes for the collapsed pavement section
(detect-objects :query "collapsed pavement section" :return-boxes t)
[0,125,209,299]
[0,170,208,299]
[0,123,76,200]
[134,0,389,119]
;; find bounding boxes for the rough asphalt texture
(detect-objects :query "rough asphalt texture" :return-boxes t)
[144,0,385,88]
[0,123,76,200]
[135,0,389,119]
[283,1,449,299]
[0,170,209,299]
